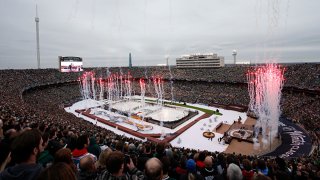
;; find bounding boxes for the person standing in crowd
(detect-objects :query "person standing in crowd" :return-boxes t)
[257,159,269,176]
[0,129,44,180]
[95,147,112,174]
[88,136,101,158]
[137,144,153,171]
[226,163,243,180]
[196,152,206,173]
[96,151,144,180]
[37,162,77,180]
[37,133,54,168]
[145,157,163,180]
[241,159,254,180]
[54,148,78,175]
[72,134,97,168]
[78,155,97,180]
[180,159,204,180]
[200,156,215,180]
[160,156,175,180]
[175,155,188,177]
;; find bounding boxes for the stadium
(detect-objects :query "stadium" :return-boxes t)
[1,64,319,179]
[1,0,320,179]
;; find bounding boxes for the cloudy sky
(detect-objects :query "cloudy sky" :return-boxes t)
[0,0,319,69]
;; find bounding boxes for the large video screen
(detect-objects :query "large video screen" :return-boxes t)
[59,56,83,72]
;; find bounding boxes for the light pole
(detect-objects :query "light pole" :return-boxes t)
[232,50,237,65]
[35,5,40,69]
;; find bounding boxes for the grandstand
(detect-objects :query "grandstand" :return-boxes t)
[0,64,319,179]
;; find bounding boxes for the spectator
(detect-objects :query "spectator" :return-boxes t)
[0,129,44,180]
[47,128,63,157]
[196,152,206,172]
[96,151,144,180]
[95,147,112,173]
[180,159,204,180]
[37,162,77,180]
[37,133,54,168]
[215,153,226,176]
[161,156,175,180]
[200,156,215,180]
[72,134,97,168]
[54,148,77,174]
[154,142,166,160]
[78,155,97,180]
[137,144,153,171]
[241,159,254,180]
[3,129,17,141]
[88,136,101,158]
[257,159,269,176]
[145,157,163,180]
[175,155,187,177]
[226,163,242,180]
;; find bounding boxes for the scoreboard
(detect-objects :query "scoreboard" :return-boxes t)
[59,56,83,72]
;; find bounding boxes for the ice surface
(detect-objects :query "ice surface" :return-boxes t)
[66,98,247,152]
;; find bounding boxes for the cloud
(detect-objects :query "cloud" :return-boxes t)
[0,0,320,69]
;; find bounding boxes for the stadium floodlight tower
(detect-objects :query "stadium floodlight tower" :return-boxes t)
[165,55,169,66]
[35,5,40,69]
[129,53,132,68]
[232,50,237,65]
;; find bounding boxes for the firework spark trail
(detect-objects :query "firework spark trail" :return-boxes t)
[80,70,166,107]
[159,77,164,106]
[140,78,146,107]
[153,76,160,102]
[78,77,83,99]
[247,64,285,145]
[91,73,96,100]
[107,75,114,102]
[153,76,164,106]
[81,73,87,99]
[79,71,96,100]
[120,68,123,99]
[98,77,104,101]
[115,73,120,100]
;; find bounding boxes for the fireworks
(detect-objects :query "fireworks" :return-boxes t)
[79,71,96,100]
[153,76,164,106]
[247,64,285,144]
[79,70,165,107]
[139,78,146,107]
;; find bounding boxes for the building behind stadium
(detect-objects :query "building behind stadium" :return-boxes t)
[176,53,225,68]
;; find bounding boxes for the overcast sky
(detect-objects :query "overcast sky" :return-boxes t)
[0,0,319,69]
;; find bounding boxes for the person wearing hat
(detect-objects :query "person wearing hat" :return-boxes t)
[179,159,204,180]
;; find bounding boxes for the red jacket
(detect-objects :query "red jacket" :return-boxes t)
[242,170,254,180]
[176,166,187,175]
[196,161,205,169]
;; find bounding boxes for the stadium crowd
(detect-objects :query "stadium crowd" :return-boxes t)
[0,64,319,179]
